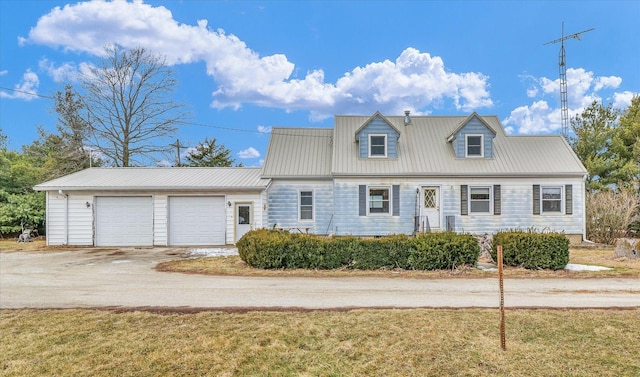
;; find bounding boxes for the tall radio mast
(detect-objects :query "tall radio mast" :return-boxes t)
[544,22,594,138]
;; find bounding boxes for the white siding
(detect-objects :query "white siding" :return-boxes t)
[68,194,94,245]
[45,192,66,245]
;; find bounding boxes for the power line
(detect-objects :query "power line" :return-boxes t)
[0,86,54,100]
[1,86,332,138]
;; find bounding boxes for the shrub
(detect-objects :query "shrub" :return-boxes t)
[586,187,640,244]
[236,228,289,269]
[491,230,569,270]
[238,230,481,271]
[408,232,480,270]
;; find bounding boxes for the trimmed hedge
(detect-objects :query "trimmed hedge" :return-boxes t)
[237,230,480,271]
[490,230,569,270]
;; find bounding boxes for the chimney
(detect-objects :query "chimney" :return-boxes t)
[404,110,412,126]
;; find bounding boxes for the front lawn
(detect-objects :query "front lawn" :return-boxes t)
[1,308,638,376]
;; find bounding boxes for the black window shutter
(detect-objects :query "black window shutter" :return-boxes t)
[461,185,468,216]
[533,185,540,215]
[565,184,573,215]
[392,185,400,216]
[359,185,366,216]
[493,185,501,215]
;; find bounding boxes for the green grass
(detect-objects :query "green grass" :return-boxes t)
[1,309,639,376]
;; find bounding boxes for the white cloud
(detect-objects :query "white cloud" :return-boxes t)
[504,68,629,134]
[24,1,493,119]
[0,70,7,76]
[238,147,260,159]
[257,125,272,134]
[612,91,638,109]
[0,69,40,101]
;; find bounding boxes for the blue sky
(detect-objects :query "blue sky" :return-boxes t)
[1,0,638,166]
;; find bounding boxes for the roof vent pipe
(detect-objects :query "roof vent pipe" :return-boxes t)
[404,110,412,126]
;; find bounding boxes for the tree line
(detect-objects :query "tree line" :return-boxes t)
[569,96,640,242]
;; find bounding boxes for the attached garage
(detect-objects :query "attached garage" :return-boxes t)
[168,196,225,246]
[95,196,153,246]
[34,167,268,247]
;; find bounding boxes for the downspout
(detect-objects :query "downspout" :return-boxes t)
[581,175,591,243]
[58,189,68,245]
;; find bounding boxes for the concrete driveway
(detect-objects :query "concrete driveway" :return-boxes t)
[1,248,639,310]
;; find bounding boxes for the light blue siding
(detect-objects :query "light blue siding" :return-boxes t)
[442,182,584,235]
[332,182,415,236]
[452,117,495,158]
[356,116,400,158]
[267,181,334,234]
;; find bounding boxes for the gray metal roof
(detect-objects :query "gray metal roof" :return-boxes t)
[263,114,587,178]
[332,115,586,177]
[261,128,333,178]
[34,167,269,191]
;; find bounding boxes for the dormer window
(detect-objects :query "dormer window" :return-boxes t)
[369,134,387,157]
[466,135,483,157]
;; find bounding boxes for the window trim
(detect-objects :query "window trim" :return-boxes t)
[541,186,563,214]
[469,186,492,214]
[298,190,314,221]
[368,134,388,158]
[367,186,392,216]
[465,134,484,158]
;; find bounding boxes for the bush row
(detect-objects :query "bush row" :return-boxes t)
[237,229,480,270]
[490,230,569,270]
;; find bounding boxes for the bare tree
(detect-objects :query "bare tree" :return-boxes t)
[82,46,187,166]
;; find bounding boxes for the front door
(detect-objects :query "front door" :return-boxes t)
[421,187,440,230]
[235,204,252,242]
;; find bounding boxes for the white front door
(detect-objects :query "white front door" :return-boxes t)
[421,187,440,230]
[235,204,252,242]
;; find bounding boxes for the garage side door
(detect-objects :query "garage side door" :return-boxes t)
[95,196,153,246]
[169,196,226,246]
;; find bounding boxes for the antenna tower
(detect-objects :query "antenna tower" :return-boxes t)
[544,22,594,138]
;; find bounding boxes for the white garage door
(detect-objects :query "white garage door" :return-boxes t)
[95,196,153,246]
[169,196,226,246]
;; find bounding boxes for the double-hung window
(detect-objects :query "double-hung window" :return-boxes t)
[466,135,483,157]
[369,187,390,214]
[299,191,313,220]
[541,187,562,213]
[369,134,387,157]
[469,187,491,213]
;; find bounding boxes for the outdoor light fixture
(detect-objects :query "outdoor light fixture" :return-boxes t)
[228,201,232,207]
[85,201,91,208]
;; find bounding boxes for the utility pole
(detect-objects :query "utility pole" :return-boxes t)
[169,139,187,167]
[544,23,594,138]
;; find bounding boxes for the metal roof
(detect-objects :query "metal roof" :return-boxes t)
[34,167,270,191]
[261,127,333,178]
[263,114,587,178]
[332,114,586,177]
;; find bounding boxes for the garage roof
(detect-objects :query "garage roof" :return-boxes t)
[34,167,270,191]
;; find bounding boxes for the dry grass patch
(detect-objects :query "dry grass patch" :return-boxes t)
[157,246,640,279]
[1,308,639,376]
[0,239,49,253]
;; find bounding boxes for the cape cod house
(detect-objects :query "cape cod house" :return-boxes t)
[35,111,588,246]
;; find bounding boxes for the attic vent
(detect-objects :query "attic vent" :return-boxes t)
[404,110,412,126]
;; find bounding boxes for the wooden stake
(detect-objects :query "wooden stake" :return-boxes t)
[498,245,506,351]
